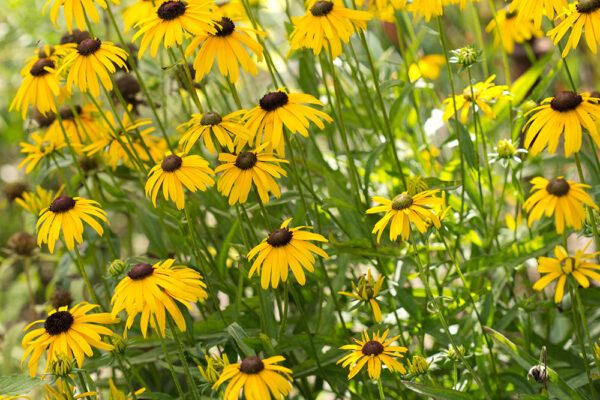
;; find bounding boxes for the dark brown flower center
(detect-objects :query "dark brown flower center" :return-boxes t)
[60,29,91,45]
[77,38,102,56]
[550,91,583,112]
[576,0,600,13]
[157,1,186,20]
[30,59,55,76]
[506,10,517,19]
[310,1,334,16]
[45,311,74,335]
[259,91,289,111]
[58,105,82,120]
[161,154,183,172]
[546,178,570,197]
[128,263,155,280]
[362,340,384,356]
[235,152,258,170]
[200,111,223,125]
[32,108,56,127]
[391,193,413,210]
[49,196,77,213]
[239,356,265,374]
[266,228,293,247]
[215,17,235,36]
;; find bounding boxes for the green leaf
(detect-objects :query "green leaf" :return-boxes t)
[401,381,478,399]
[225,322,256,357]
[0,375,43,396]
[379,79,404,92]
[457,124,478,170]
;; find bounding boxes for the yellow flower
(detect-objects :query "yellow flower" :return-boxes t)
[366,190,443,243]
[18,132,68,174]
[36,195,108,253]
[337,329,407,379]
[9,59,60,119]
[45,104,104,148]
[59,39,128,98]
[43,382,98,400]
[145,153,215,210]
[214,143,288,205]
[533,244,600,303]
[443,75,510,123]
[289,0,372,60]
[20,44,74,77]
[408,54,445,82]
[523,91,600,157]
[409,0,444,22]
[509,0,568,28]
[548,1,600,58]
[133,0,218,58]
[215,0,246,19]
[178,110,252,154]
[43,0,118,33]
[111,259,208,337]
[486,9,542,54]
[123,0,154,33]
[16,185,65,216]
[247,218,328,289]
[338,269,385,322]
[523,176,598,234]
[367,0,407,22]
[212,355,293,399]
[243,88,332,156]
[21,302,118,377]
[185,17,266,83]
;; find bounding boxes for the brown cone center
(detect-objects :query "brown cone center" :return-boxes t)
[161,154,183,172]
[30,59,55,76]
[215,17,235,36]
[77,38,102,56]
[49,196,76,213]
[128,263,154,280]
[239,356,265,374]
[546,178,570,197]
[362,340,384,356]
[266,228,293,247]
[577,0,600,13]
[200,111,223,125]
[391,193,414,210]
[157,1,186,20]
[235,152,258,170]
[45,311,74,335]
[259,91,289,111]
[550,91,583,112]
[310,1,334,16]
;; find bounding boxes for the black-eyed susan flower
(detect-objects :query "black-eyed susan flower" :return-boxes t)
[408,54,445,82]
[36,195,108,253]
[133,0,218,58]
[18,132,68,174]
[111,259,208,337]
[178,110,252,153]
[443,75,510,123]
[337,329,407,379]
[43,0,118,32]
[185,17,265,83]
[145,153,215,210]
[243,89,332,156]
[9,59,60,119]
[339,269,385,322]
[533,244,600,303]
[45,104,104,147]
[212,355,293,399]
[21,302,118,377]
[523,176,599,234]
[288,1,372,60]
[409,0,444,22]
[486,9,542,54]
[60,38,128,98]
[509,0,567,28]
[366,190,443,243]
[20,44,74,77]
[523,91,600,157]
[16,185,64,216]
[214,143,288,205]
[548,1,600,58]
[367,0,406,22]
[123,0,154,33]
[247,218,328,289]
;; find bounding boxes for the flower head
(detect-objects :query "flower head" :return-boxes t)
[111,259,208,337]
[486,8,542,54]
[123,0,155,33]
[533,244,600,303]
[523,176,599,234]
[43,0,118,32]
[16,185,64,216]
[409,0,443,22]
[10,59,61,119]
[212,355,293,399]
[408,54,445,82]
[178,110,252,153]
[443,75,510,123]
[488,139,527,167]
[549,0,600,57]
[21,302,118,377]
[337,329,407,379]
[45,104,104,148]
[339,269,385,322]
[508,0,568,28]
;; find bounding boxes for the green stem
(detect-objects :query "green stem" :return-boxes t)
[377,378,385,400]
[153,314,186,399]
[573,154,600,260]
[175,44,204,113]
[574,286,600,377]
[72,245,101,307]
[167,317,202,400]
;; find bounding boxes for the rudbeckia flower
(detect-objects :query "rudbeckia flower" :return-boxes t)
[366,190,443,243]
[36,195,108,253]
[523,176,598,234]
[337,329,407,379]
[247,218,328,289]
[111,259,208,337]
[214,143,288,205]
[9,59,61,119]
[212,355,293,399]
[509,0,567,28]
[288,0,372,60]
[43,0,119,33]
[339,269,385,322]
[408,54,445,82]
[185,17,266,83]
[178,110,252,154]
[20,44,74,77]
[486,9,542,54]
[548,1,600,57]
[133,0,218,58]
[443,75,510,123]
[60,38,128,98]
[45,104,104,148]
[145,153,215,210]
[18,132,68,174]
[16,185,65,216]
[533,244,600,303]
[21,302,118,377]
[523,91,600,157]
[243,88,332,156]
[409,0,444,22]
[123,0,154,33]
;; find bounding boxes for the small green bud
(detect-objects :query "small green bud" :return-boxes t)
[446,345,466,361]
[106,334,127,354]
[407,355,429,375]
[496,140,516,159]
[108,259,127,277]
[51,354,73,377]
[407,176,429,196]
[450,46,480,67]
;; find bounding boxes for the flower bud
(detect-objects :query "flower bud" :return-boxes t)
[51,354,73,377]
[108,259,127,277]
[407,176,429,196]
[407,355,429,375]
